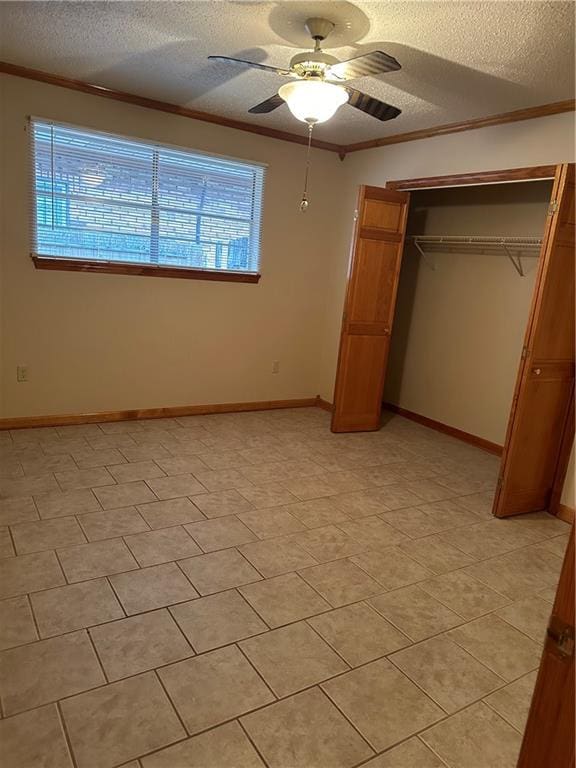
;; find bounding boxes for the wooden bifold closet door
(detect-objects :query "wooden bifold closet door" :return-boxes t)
[331,186,410,432]
[494,164,575,517]
[517,523,574,767]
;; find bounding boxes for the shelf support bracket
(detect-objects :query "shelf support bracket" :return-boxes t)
[502,243,524,277]
[413,240,436,270]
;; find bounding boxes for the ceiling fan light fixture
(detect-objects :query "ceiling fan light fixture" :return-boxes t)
[278,81,348,124]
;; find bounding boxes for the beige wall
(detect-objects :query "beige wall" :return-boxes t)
[0,74,342,417]
[384,182,552,445]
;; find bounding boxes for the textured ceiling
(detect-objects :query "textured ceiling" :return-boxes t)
[0,1,574,144]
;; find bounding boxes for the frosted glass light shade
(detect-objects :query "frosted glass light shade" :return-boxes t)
[278,81,349,124]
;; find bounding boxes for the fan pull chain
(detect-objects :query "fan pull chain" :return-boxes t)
[300,122,314,212]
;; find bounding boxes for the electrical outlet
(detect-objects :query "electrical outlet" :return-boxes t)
[272,360,280,374]
[17,365,29,382]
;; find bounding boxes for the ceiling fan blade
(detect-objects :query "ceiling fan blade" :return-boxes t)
[328,51,401,81]
[207,56,292,76]
[248,93,285,114]
[346,88,402,121]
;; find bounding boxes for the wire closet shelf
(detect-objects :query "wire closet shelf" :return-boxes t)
[409,235,543,276]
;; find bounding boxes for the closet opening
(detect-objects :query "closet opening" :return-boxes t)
[383,179,554,457]
[331,164,574,520]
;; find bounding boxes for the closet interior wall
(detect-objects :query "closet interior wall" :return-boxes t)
[384,180,554,447]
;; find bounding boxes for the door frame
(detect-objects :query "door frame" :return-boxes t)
[517,523,574,767]
[381,163,571,518]
[385,164,557,191]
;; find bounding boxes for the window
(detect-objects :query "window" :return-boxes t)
[29,119,266,280]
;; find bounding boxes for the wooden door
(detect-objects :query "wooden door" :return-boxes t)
[517,525,574,768]
[331,185,410,432]
[494,164,575,517]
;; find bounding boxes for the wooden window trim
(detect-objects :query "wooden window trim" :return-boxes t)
[31,255,261,283]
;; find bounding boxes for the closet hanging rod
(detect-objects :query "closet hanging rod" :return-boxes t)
[410,235,542,250]
[409,235,542,276]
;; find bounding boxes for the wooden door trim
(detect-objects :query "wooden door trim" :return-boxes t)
[549,384,575,517]
[385,165,557,191]
[557,504,575,524]
[517,524,574,768]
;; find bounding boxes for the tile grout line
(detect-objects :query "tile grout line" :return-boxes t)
[147,664,317,756]
[51,547,70,587]
[85,626,111,684]
[415,733,453,768]
[482,693,527,735]
[385,639,512,716]
[56,699,81,768]
[312,683,377,757]
[5,524,17,558]
[237,717,273,768]
[446,626,541,682]
[352,730,451,768]
[163,605,197,656]
[152,667,191,738]
[303,615,354,669]
[25,591,42,641]
[235,642,279,700]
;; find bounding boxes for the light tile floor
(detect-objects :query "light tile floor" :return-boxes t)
[0,408,569,768]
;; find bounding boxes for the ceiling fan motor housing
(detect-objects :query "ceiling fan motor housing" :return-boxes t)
[290,19,342,79]
[305,17,335,42]
[289,50,340,78]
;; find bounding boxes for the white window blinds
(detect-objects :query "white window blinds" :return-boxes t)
[30,119,266,274]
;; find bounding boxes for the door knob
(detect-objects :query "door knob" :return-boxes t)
[533,368,542,375]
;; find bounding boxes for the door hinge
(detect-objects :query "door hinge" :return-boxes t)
[549,200,559,215]
[353,209,359,222]
[547,615,575,659]
[521,345,529,359]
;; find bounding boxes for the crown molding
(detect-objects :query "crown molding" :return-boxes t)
[0,61,344,154]
[1,61,574,156]
[342,100,576,153]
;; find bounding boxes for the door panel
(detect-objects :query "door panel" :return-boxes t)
[363,200,404,230]
[494,164,575,517]
[517,525,574,768]
[348,241,401,323]
[531,244,575,358]
[332,335,392,431]
[332,186,410,433]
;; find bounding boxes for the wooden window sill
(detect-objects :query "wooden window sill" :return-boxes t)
[31,256,261,283]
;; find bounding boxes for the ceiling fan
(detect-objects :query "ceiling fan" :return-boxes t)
[208,17,402,126]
